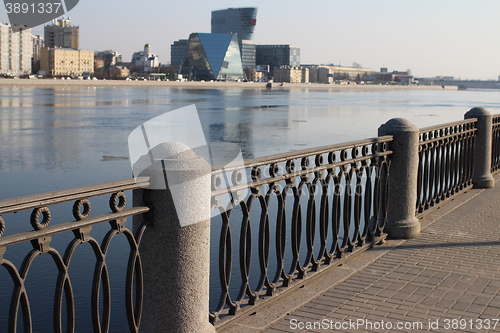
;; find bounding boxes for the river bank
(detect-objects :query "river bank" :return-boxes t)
[0,78,457,90]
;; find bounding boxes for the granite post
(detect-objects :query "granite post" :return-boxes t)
[465,107,494,188]
[133,142,215,333]
[378,118,421,239]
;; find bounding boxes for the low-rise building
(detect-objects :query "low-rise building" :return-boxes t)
[302,65,376,84]
[273,66,309,83]
[40,47,93,77]
[93,57,105,77]
[110,66,130,79]
[376,69,413,84]
[94,50,122,78]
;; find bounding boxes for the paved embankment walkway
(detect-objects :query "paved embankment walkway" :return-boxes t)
[217,174,500,332]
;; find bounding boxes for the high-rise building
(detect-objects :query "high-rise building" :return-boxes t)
[211,7,258,77]
[240,40,256,70]
[0,23,33,76]
[170,39,189,69]
[44,17,79,49]
[32,35,44,74]
[255,45,300,75]
[181,33,244,81]
[211,7,257,43]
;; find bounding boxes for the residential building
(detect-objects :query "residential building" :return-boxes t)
[32,35,44,74]
[170,39,188,69]
[181,33,244,81]
[132,44,159,73]
[302,65,320,83]
[273,66,309,83]
[256,45,300,75]
[44,18,79,49]
[39,48,93,77]
[0,23,33,76]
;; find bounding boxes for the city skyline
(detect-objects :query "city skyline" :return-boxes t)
[1,0,499,80]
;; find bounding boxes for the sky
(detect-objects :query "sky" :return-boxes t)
[1,0,499,80]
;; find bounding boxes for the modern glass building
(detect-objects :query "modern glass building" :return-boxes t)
[181,33,244,81]
[212,7,258,74]
[170,39,189,69]
[255,45,300,75]
[241,40,256,70]
[211,7,257,42]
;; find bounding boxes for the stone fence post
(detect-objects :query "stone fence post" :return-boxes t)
[465,107,494,188]
[133,142,215,333]
[378,118,421,239]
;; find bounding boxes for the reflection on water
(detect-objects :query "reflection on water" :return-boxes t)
[1,86,500,198]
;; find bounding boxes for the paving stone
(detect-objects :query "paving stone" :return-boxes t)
[435,298,455,309]
[298,306,332,317]
[420,296,441,306]
[414,286,433,296]
[473,296,492,306]
[451,301,471,311]
[404,293,426,303]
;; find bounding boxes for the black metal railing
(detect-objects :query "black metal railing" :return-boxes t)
[0,178,149,333]
[1,112,497,331]
[416,119,477,214]
[492,114,500,173]
[209,137,392,323]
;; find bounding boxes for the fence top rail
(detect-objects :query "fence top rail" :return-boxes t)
[0,177,149,215]
[211,135,394,173]
[418,118,477,134]
[0,206,149,247]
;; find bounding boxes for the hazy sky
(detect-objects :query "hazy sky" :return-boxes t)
[2,0,499,79]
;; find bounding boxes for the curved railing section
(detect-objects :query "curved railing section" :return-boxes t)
[209,137,392,323]
[417,119,477,214]
[0,178,149,333]
[492,114,500,173]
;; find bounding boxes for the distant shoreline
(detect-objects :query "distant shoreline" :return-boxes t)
[0,78,457,90]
